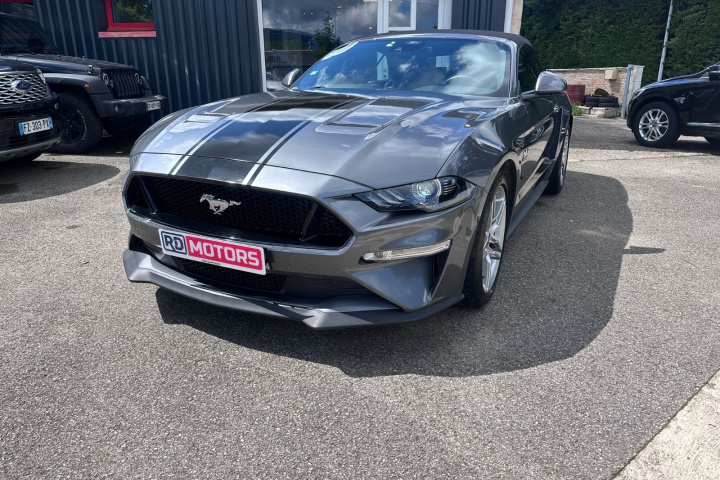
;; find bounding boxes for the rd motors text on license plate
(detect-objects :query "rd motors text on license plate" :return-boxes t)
[146,100,161,111]
[159,229,266,275]
[19,117,52,135]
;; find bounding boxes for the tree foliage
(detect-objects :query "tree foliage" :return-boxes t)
[114,0,153,24]
[312,14,342,60]
[521,0,720,85]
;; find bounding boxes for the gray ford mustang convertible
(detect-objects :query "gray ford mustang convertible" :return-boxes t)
[122,31,572,329]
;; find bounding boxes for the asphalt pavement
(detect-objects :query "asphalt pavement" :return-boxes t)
[1,117,719,479]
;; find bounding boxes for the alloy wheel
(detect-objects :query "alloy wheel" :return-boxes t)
[482,185,507,293]
[638,109,669,142]
[58,107,85,144]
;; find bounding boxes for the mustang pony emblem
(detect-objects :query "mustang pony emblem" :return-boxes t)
[200,194,241,215]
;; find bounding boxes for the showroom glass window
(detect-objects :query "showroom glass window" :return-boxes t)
[259,0,451,83]
[0,0,37,20]
[261,0,379,80]
[105,0,155,31]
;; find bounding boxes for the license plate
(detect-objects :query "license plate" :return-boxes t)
[159,229,266,275]
[146,100,161,111]
[19,117,52,135]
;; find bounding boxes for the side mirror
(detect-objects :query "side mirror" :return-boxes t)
[281,68,300,88]
[535,71,567,95]
[710,71,720,82]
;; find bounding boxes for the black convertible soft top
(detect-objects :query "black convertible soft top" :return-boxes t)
[355,30,533,48]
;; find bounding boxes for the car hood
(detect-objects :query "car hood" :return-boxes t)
[132,90,506,189]
[3,54,135,74]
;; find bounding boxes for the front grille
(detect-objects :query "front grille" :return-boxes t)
[0,73,50,105]
[128,176,353,248]
[104,69,143,99]
[180,258,287,293]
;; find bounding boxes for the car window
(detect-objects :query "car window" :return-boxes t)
[294,38,512,97]
[518,47,542,93]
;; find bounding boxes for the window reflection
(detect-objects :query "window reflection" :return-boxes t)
[262,0,378,79]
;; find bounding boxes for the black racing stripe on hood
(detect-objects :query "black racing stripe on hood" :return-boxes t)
[174,156,257,182]
[191,95,365,162]
[191,117,307,162]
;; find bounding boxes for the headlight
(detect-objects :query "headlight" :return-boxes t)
[355,177,476,212]
[101,73,113,88]
[631,87,646,100]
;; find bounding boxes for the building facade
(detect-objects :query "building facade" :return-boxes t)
[2,0,520,114]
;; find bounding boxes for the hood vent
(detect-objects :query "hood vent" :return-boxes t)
[328,98,433,129]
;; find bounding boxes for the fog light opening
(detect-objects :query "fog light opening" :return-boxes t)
[362,240,451,262]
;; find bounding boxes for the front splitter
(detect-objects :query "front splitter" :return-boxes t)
[123,249,462,329]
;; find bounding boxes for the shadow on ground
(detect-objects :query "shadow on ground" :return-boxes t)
[155,171,633,378]
[572,117,720,156]
[0,161,119,204]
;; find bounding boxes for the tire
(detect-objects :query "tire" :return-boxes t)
[705,137,720,147]
[632,101,681,148]
[462,172,510,308]
[544,131,570,195]
[104,116,152,139]
[598,97,619,107]
[51,93,103,154]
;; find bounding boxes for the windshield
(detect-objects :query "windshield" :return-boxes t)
[294,37,512,97]
[0,15,59,54]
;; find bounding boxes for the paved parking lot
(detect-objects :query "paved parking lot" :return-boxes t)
[1,117,719,479]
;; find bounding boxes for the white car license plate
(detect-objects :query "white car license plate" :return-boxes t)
[159,229,266,275]
[19,117,52,135]
[146,100,161,111]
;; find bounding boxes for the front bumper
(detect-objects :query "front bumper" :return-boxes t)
[123,247,462,329]
[122,165,484,328]
[0,101,60,162]
[98,94,165,117]
[0,134,60,162]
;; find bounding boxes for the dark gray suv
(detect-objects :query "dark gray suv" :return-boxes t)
[0,13,164,153]
[0,58,59,163]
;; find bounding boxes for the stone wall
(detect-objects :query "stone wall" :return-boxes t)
[549,67,631,103]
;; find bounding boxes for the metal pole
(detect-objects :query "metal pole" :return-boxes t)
[621,65,633,119]
[658,0,674,82]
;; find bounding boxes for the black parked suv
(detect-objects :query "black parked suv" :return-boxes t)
[0,13,165,153]
[0,58,59,163]
[627,61,720,148]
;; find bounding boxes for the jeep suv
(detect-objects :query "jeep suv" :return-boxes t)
[0,58,59,163]
[0,13,165,153]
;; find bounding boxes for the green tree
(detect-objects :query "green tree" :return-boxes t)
[312,13,342,60]
[114,0,153,24]
[665,0,720,77]
[520,0,720,85]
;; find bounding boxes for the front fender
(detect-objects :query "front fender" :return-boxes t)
[437,105,523,191]
[45,74,110,95]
